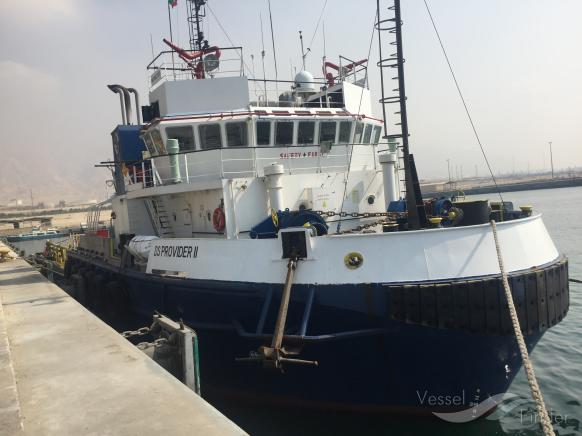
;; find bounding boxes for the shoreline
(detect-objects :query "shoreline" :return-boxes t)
[422,177,582,198]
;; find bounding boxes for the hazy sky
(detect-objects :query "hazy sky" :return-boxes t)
[1,0,581,203]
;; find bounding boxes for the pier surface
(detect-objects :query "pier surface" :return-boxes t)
[0,251,246,435]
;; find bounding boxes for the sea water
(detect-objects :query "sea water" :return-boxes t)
[8,236,69,257]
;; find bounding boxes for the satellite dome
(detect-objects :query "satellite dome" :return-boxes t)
[294,70,316,93]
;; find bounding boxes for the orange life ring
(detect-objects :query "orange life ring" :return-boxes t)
[212,207,225,232]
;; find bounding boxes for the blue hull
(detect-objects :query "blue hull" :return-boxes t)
[66,255,568,412]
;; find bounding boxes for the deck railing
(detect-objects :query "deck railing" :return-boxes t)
[147,47,245,89]
[123,144,378,191]
[147,47,368,109]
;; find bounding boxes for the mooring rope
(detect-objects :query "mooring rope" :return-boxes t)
[490,220,555,436]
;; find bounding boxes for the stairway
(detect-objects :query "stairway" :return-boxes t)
[145,198,174,238]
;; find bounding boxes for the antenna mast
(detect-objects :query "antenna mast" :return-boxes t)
[187,0,209,51]
[260,13,268,103]
[376,0,427,229]
[267,0,279,95]
[299,31,306,71]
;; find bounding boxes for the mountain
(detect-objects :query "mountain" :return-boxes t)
[0,155,109,206]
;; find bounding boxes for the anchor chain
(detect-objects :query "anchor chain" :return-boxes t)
[121,326,151,338]
[337,218,388,234]
[314,210,402,219]
[122,326,170,351]
[314,210,404,234]
[136,337,170,350]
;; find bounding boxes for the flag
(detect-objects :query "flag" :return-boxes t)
[168,0,177,7]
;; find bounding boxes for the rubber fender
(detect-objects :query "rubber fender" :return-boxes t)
[105,281,130,321]
[83,270,97,310]
[69,274,84,302]
[63,261,71,278]
[89,274,107,315]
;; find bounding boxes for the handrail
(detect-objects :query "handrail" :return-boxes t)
[123,143,378,190]
[123,137,384,169]
[147,47,243,71]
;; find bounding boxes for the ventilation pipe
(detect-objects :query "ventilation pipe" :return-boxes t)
[166,139,182,183]
[107,85,127,125]
[107,84,133,125]
[127,88,141,124]
[379,153,399,208]
[264,163,285,212]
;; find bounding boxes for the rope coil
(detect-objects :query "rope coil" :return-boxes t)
[490,220,554,436]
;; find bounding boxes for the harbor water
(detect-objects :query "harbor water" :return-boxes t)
[8,236,69,257]
[212,186,582,436]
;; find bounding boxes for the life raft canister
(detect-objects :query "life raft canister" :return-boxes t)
[212,207,226,232]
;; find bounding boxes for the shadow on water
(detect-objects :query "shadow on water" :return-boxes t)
[209,399,507,436]
[208,396,582,435]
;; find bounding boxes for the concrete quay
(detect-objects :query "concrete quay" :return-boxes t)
[0,249,246,435]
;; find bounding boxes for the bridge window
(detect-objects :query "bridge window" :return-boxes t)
[297,121,315,145]
[363,124,373,144]
[338,121,352,143]
[256,121,271,146]
[151,129,166,154]
[353,122,364,144]
[226,121,248,147]
[199,123,222,149]
[166,126,196,151]
[372,126,382,144]
[319,121,336,144]
[275,121,293,145]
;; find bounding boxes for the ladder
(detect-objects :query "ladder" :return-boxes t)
[376,0,427,228]
[145,198,174,237]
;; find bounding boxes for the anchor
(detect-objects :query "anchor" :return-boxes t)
[237,255,318,371]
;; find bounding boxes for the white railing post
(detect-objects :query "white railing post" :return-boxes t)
[141,161,146,187]
[184,154,189,183]
[287,147,292,175]
[252,147,257,177]
[220,148,224,178]
[152,159,157,186]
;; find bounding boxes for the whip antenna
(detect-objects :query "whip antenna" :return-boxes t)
[267,0,279,95]
[260,12,268,103]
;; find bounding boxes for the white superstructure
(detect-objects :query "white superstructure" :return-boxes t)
[100,39,559,287]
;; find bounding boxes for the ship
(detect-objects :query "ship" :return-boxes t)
[7,227,67,242]
[65,0,569,412]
